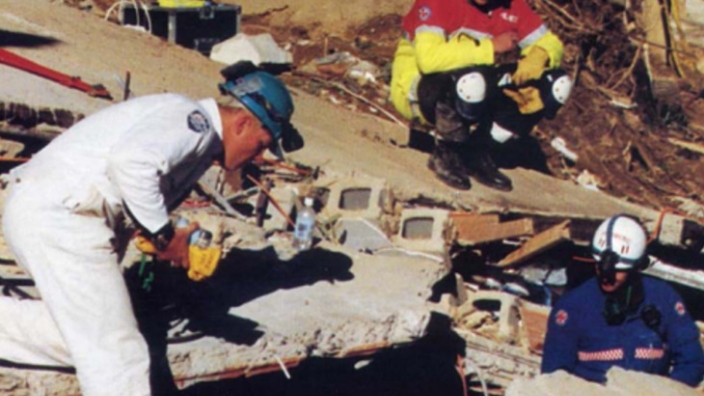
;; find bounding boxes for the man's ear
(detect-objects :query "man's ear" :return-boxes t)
[222,107,250,138]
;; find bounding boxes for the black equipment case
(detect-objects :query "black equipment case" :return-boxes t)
[120,2,241,55]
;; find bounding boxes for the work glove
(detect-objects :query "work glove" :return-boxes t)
[503,87,544,114]
[187,242,222,282]
[512,47,549,86]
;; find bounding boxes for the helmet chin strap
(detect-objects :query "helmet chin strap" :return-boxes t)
[601,272,644,325]
[597,249,620,286]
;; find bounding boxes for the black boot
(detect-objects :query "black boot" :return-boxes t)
[428,140,471,190]
[464,145,513,192]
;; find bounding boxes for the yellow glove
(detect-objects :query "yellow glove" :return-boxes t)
[512,47,549,85]
[187,245,222,282]
[134,235,158,254]
[133,233,222,282]
[503,87,544,114]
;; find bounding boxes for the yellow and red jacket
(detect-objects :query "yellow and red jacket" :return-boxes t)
[390,0,564,121]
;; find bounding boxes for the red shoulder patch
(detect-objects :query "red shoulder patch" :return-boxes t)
[555,309,568,326]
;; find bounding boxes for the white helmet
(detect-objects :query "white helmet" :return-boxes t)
[591,214,648,270]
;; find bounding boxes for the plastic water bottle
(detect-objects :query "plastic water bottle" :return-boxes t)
[175,217,211,248]
[292,197,316,251]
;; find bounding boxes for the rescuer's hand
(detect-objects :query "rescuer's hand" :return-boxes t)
[492,32,518,54]
[155,222,200,269]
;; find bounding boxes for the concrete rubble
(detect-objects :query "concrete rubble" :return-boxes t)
[2,141,704,394]
[506,367,702,396]
[0,172,453,392]
[3,1,704,394]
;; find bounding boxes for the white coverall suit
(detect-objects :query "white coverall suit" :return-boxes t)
[0,94,224,396]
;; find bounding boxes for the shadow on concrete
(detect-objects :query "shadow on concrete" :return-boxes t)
[179,313,467,396]
[124,246,355,395]
[0,29,59,48]
[492,135,551,175]
[407,129,551,175]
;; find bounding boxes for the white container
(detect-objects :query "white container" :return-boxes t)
[292,197,316,251]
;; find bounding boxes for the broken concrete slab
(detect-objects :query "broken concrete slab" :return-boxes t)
[393,208,450,255]
[505,370,606,396]
[0,367,76,396]
[505,367,702,396]
[0,241,449,393]
[336,217,394,252]
[605,366,702,396]
[459,328,541,389]
[456,290,522,345]
[644,259,704,291]
[228,242,447,350]
[319,176,390,222]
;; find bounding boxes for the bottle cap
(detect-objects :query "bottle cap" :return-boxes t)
[303,197,314,207]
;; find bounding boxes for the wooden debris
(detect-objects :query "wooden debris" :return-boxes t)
[668,137,704,155]
[518,300,550,354]
[450,213,534,246]
[498,220,571,267]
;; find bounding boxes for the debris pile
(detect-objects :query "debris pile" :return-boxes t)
[3,0,704,394]
[237,0,704,217]
[0,161,454,392]
[64,0,704,214]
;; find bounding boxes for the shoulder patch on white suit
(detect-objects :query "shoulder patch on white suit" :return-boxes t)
[187,110,210,133]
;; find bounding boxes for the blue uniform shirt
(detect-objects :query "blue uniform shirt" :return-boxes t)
[541,276,704,386]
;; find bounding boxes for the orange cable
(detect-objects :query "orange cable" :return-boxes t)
[261,157,312,176]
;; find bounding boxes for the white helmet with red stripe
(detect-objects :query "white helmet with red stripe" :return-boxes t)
[591,214,648,270]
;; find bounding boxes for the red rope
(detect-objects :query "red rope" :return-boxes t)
[261,157,312,176]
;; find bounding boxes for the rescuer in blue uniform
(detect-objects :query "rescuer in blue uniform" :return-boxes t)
[541,214,704,386]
